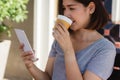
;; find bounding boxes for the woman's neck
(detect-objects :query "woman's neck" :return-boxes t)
[70,29,102,42]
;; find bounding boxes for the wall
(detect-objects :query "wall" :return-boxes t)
[4,0,34,80]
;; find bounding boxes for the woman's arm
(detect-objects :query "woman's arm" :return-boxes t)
[20,44,55,80]
[64,50,102,80]
[64,50,83,80]
[27,57,55,80]
[53,23,102,80]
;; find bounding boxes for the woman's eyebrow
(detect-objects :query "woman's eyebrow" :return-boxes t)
[63,4,77,7]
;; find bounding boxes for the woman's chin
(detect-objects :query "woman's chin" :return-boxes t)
[70,27,77,31]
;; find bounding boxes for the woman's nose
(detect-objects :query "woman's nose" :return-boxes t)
[63,10,71,18]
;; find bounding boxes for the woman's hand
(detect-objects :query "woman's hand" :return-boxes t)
[19,44,38,69]
[53,23,74,54]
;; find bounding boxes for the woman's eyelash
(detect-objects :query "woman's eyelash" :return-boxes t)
[62,7,65,10]
[69,8,75,10]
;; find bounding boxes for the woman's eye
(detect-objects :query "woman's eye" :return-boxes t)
[62,7,65,10]
[69,8,75,10]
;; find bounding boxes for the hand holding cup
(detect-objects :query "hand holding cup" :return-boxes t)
[55,15,72,29]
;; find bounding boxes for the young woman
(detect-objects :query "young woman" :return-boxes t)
[20,0,116,80]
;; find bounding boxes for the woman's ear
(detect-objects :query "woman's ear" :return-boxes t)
[88,2,95,14]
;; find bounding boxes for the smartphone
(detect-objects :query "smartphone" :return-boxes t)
[14,29,37,61]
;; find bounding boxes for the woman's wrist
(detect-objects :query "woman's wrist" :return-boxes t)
[26,63,35,70]
[64,47,75,55]
[64,49,75,60]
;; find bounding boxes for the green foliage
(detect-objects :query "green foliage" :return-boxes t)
[0,0,29,37]
[0,23,11,37]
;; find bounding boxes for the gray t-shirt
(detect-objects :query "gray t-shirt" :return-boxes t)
[49,38,116,80]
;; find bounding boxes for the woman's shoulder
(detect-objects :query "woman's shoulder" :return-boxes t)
[96,37,116,49]
[93,37,116,56]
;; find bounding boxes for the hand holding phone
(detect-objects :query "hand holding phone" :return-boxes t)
[14,29,37,61]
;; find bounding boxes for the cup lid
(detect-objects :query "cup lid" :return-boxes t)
[58,15,72,25]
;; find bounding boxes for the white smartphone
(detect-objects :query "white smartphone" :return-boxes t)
[14,29,37,61]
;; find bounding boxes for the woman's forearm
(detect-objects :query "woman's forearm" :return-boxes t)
[28,64,51,80]
[64,50,83,80]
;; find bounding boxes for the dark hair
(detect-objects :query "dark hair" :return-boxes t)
[58,0,109,30]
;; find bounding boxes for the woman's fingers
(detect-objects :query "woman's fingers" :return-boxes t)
[19,44,38,68]
[21,51,32,57]
[19,43,24,51]
[21,51,33,60]
[33,58,39,62]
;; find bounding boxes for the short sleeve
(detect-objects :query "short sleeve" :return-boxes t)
[49,40,57,57]
[86,47,116,80]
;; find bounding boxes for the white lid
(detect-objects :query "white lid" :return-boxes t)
[58,15,72,25]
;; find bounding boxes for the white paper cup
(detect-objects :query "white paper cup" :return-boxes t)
[55,15,72,29]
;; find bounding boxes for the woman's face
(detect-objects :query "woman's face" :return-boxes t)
[63,0,93,31]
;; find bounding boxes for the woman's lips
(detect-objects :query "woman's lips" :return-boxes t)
[72,21,75,25]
